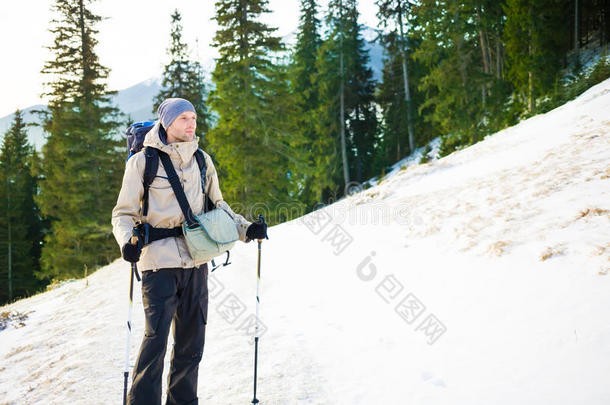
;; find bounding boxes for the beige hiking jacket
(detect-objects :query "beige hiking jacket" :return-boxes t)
[111,122,251,271]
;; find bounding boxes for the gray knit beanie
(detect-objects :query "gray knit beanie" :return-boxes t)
[157,98,196,129]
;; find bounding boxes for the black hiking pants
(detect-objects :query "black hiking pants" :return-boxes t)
[127,264,208,405]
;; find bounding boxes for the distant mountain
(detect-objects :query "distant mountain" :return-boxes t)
[112,77,161,123]
[0,79,161,151]
[0,105,48,151]
[0,26,384,152]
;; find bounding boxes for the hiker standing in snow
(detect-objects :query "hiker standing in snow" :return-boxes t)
[112,98,268,405]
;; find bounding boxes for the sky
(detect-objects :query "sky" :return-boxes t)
[0,0,379,118]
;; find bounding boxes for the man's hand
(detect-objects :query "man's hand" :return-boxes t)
[246,220,268,241]
[122,242,142,263]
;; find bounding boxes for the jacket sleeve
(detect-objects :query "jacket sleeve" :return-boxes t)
[111,154,145,248]
[204,154,252,242]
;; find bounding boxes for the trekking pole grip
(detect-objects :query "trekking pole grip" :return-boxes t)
[129,235,141,281]
[257,214,267,242]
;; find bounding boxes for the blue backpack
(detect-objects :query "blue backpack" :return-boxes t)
[125,121,211,216]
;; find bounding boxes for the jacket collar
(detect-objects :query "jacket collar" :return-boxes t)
[143,121,199,163]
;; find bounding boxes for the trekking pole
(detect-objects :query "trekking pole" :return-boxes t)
[123,236,141,405]
[252,214,266,404]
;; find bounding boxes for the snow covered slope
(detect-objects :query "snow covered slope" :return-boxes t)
[1,79,609,405]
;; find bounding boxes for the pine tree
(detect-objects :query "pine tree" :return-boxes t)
[208,0,305,224]
[473,0,515,131]
[376,31,411,164]
[289,0,334,209]
[315,0,378,196]
[376,0,416,155]
[38,0,124,280]
[376,24,444,167]
[314,25,344,200]
[410,0,511,155]
[374,0,595,159]
[412,1,474,151]
[504,0,571,114]
[0,111,45,304]
[153,9,210,146]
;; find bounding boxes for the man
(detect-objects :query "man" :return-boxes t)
[112,98,267,405]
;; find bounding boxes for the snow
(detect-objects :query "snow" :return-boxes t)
[365,137,442,188]
[1,78,610,404]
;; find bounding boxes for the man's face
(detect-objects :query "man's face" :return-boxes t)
[166,111,197,143]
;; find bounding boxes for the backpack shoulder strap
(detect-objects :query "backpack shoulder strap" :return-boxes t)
[194,148,207,187]
[142,147,159,216]
[194,148,215,213]
[194,148,205,167]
